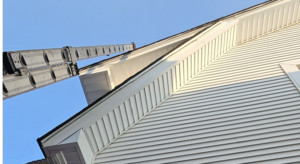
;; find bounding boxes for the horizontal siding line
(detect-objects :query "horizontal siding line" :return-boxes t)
[226,45,300,57]
[236,155,300,164]
[165,80,292,103]
[101,127,300,157]
[146,97,300,120]
[168,146,300,164]
[215,44,300,57]
[235,34,300,48]
[227,36,300,53]
[135,105,300,131]
[211,50,300,65]
[169,84,293,106]
[185,70,286,85]
[202,52,300,69]
[216,44,300,57]
[145,98,300,122]
[96,134,300,162]
[181,78,290,93]
[185,68,286,85]
[199,56,296,70]
[180,73,287,92]
[185,73,287,89]
[95,141,300,164]
[100,133,300,160]
[197,65,282,78]
[128,105,300,135]
[233,34,300,50]
[142,98,299,125]
[171,76,289,97]
[204,53,300,70]
[118,110,300,142]
[108,119,300,150]
[152,92,299,116]
[158,85,294,109]
[227,40,300,55]
[155,89,297,112]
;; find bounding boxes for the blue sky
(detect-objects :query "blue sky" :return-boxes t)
[3,0,266,163]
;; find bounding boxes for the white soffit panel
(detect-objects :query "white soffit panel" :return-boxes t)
[79,71,112,105]
[281,59,300,92]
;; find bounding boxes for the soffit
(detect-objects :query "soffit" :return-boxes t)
[79,71,112,105]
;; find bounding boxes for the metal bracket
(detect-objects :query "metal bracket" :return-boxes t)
[18,68,28,76]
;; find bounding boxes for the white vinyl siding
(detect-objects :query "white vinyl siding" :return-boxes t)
[82,22,237,157]
[94,23,300,164]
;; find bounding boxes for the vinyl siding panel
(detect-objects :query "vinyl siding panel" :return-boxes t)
[94,23,300,163]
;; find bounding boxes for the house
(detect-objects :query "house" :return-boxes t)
[33,0,300,163]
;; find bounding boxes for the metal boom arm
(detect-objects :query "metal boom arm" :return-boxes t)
[3,42,136,99]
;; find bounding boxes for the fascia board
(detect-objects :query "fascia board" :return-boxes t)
[42,20,238,147]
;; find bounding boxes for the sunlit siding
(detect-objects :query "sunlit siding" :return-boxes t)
[94,23,300,164]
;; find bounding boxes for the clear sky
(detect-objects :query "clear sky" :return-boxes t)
[3,0,266,163]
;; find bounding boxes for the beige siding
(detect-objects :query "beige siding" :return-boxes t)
[94,23,300,164]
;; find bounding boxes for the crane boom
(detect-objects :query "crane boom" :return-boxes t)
[3,42,136,99]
